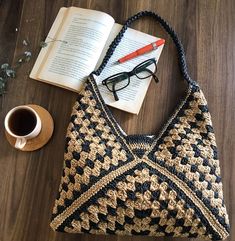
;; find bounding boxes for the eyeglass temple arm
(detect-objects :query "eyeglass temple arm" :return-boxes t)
[132,60,159,83]
[143,68,159,83]
[111,82,119,101]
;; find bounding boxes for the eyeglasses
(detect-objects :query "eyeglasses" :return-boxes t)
[101,58,159,101]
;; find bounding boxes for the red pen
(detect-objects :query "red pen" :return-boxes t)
[118,39,165,63]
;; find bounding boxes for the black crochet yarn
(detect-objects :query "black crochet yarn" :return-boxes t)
[92,11,196,86]
[50,11,230,240]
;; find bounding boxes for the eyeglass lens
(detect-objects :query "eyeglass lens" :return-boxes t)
[105,72,130,91]
[134,59,156,79]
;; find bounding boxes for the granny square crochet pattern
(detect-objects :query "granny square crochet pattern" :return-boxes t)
[50,11,230,240]
[50,75,229,240]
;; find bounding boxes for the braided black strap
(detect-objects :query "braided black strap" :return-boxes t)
[92,11,196,86]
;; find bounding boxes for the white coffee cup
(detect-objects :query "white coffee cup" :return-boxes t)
[4,105,42,149]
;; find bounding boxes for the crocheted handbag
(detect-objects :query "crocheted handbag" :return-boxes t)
[50,11,230,240]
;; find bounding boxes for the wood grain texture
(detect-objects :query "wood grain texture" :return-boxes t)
[0,0,234,241]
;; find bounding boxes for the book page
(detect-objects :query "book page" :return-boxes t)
[30,7,67,82]
[95,24,164,114]
[31,7,115,91]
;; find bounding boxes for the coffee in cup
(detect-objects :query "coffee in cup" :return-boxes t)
[4,105,42,149]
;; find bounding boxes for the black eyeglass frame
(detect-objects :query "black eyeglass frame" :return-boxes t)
[101,58,159,101]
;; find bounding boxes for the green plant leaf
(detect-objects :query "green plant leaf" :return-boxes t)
[0,81,5,88]
[6,69,16,78]
[40,41,48,48]
[1,63,9,70]
[24,51,32,57]
[0,77,7,83]
[18,58,24,63]
[23,39,29,46]
[24,51,32,62]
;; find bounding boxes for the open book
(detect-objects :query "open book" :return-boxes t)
[30,7,164,114]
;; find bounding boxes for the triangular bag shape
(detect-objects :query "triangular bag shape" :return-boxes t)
[50,11,230,240]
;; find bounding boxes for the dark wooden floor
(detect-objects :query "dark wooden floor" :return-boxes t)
[0,0,234,241]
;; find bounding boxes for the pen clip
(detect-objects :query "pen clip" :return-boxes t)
[151,42,158,50]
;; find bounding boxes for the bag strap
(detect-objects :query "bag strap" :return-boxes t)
[92,11,196,86]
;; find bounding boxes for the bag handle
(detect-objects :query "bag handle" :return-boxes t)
[92,11,196,86]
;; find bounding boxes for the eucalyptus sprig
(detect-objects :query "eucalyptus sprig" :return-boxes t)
[0,35,66,109]
[0,50,32,98]
[0,63,16,96]
[40,36,67,48]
